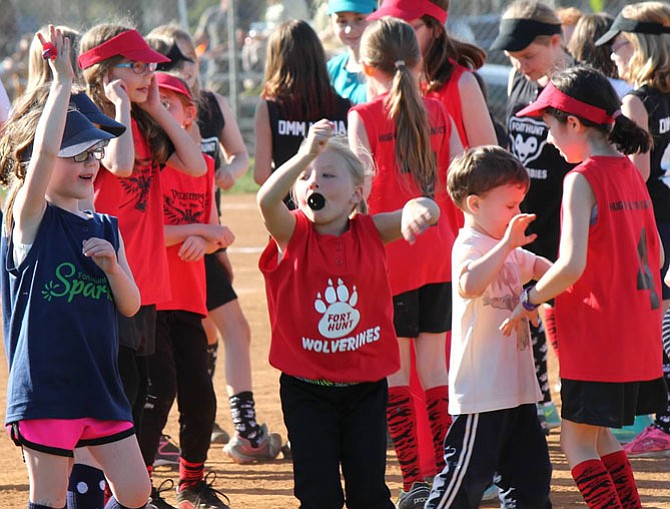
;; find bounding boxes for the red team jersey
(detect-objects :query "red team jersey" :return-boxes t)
[93,119,171,305]
[425,62,468,147]
[156,155,215,316]
[555,156,663,383]
[350,94,456,294]
[259,211,400,383]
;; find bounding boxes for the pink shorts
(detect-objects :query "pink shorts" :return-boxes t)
[7,418,135,457]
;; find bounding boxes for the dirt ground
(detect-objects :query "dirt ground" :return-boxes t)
[0,192,668,508]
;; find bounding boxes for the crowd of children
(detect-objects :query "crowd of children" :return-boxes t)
[0,1,669,509]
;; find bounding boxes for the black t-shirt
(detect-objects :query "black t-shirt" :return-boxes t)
[630,85,670,224]
[197,89,227,215]
[507,70,575,261]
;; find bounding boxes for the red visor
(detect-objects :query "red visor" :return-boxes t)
[78,29,171,70]
[367,0,447,25]
[156,72,192,101]
[516,82,616,125]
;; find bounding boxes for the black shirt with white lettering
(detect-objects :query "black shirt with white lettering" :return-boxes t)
[507,70,575,261]
[629,85,670,223]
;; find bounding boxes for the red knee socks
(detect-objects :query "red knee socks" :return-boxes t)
[571,459,623,509]
[425,385,451,470]
[601,451,642,509]
[387,386,422,491]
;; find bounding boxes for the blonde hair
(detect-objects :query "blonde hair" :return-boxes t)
[27,25,82,93]
[618,1,670,92]
[502,0,562,46]
[79,22,172,163]
[361,18,436,196]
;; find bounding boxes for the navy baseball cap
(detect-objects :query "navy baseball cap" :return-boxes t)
[70,93,126,137]
[58,110,115,158]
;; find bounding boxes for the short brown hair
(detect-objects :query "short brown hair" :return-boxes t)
[448,146,529,209]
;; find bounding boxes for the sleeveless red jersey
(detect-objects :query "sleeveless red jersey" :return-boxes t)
[259,211,400,382]
[93,119,170,306]
[350,94,456,294]
[555,156,663,382]
[156,155,214,316]
[425,62,468,147]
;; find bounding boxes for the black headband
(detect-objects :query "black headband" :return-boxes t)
[156,42,194,72]
[491,18,562,52]
[595,12,670,46]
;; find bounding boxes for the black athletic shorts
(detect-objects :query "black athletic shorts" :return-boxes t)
[392,282,452,338]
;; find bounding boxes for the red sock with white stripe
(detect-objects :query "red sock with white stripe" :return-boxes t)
[387,385,422,491]
[425,385,451,470]
[601,451,642,509]
[571,459,623,509]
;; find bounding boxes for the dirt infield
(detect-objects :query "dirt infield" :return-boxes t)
[0,192,668,508]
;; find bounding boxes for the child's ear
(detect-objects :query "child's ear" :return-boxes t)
[184,103,197,126]
[351,184,364,206]
[362,62,375,77]
[465,194,479,214]
[566,114,584,133]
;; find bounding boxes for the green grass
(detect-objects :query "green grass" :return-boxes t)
[223,165,260,195]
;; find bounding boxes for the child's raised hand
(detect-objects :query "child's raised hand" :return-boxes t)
[37,25,73,82]
[302,119,333,156]
[103,75,130,109]
[503,213,537,250]
[137,73,161,114]
[82,237,119,275]
[401,197,440,245]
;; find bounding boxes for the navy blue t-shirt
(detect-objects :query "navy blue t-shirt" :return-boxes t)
[1,204,132,423]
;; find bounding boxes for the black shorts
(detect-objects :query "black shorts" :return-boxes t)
[117,304,156,356]
[392,282,452,338]
[205,252,238,311]
[561,377,668,428]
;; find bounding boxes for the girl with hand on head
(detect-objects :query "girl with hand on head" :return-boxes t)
[348,16,462,507]
[0,26,150,509]
[595,2,670,458]
[258,118,439,509]
[502,65,666,509]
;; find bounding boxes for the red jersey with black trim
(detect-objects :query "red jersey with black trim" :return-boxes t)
[350,93,456,294]
[425,61,468,147]
[259,211,400,382]
[93,119,170,306]
[156,155,214,316]
[555,156,663,382]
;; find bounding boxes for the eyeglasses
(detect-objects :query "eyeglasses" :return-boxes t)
[114,61,158,74]
[611,40,631,55]
[72,146,105,163]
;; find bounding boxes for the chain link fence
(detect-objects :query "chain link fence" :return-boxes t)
[0,0,639,148]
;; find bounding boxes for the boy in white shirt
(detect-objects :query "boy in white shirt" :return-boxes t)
[426,146,553,509]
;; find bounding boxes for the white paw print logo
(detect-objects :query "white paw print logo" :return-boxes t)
[314,278,361,338]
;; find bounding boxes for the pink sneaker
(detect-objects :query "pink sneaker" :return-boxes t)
[623,425,670,458]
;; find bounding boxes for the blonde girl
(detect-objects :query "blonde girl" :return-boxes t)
[258,118,439,509]
[0,26,149,509]
[348,16,462,506]
[595,0,670,459]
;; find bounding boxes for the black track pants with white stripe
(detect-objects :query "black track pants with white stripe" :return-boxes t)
[425,404,553,509]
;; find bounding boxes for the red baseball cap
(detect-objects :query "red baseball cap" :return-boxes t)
[367,0,447,25]
[78,29,170,70]
[155,72,193,101]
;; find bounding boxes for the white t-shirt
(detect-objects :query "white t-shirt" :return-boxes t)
[449,227,542,415]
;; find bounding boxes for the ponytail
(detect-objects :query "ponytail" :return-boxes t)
[609,114,652,155]
[386,61,436,196]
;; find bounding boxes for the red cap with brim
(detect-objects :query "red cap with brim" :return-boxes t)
[156,72,192,101]
[367,0,447,25]
[516,82,615,125]
[78,29,171,70]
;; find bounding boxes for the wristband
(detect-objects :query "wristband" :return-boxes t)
[521,286,540,311]
[42,42,58,60]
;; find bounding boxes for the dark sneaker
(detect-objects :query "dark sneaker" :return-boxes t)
[210,422,230,445]
[154,434,180,468]
[396,481,431,509]
[147,479,177,509]
[176,472,231,509]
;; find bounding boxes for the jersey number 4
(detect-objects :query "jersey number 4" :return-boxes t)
[638,227,660,310]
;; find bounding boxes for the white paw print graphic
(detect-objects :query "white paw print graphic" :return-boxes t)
[314,278,361,338]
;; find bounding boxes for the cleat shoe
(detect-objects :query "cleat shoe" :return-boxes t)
[154,434,180,468]
[396,481,431,509]
[176,472,231,509]
[223,423,282,464]
[210,422,230,445]
[147,479,177,509]
[623,424,670,458]
[543,401,561,429]
[611,414,654,444]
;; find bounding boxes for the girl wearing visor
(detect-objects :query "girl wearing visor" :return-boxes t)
[77,23,207,506]
[501,65,666,509]
[491,0,573,432]
[0,27,150,509]
[595,1,670,459]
